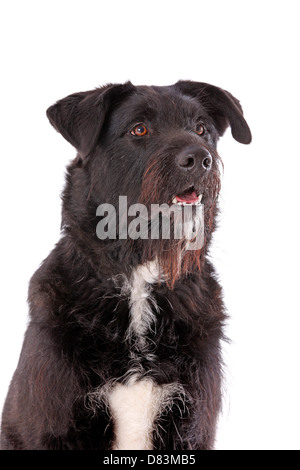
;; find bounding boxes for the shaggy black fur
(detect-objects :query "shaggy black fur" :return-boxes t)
[0,81,251,450]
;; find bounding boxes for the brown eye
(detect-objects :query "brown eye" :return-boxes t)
[130,124,148,136]
[195,124,205,136]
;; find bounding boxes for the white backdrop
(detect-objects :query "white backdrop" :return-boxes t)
[0,0,299,450]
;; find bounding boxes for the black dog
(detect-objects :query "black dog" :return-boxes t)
[1,81,251,450]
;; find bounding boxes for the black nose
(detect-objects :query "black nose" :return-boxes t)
[176,146,212,172]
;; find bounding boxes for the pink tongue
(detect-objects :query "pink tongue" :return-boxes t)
[176,190,198,203]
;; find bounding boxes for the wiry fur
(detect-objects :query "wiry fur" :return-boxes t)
[0,80,251,450]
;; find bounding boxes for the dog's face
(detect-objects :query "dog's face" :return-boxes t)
[95,86,219,208]
[47,81,251,281]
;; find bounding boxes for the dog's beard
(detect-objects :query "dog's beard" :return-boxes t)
[123,208,202,288]
[133,149,222,288]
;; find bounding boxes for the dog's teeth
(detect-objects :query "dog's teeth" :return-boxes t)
[171,195,202,205]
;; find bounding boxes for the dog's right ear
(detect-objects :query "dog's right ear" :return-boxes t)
[46,82,134,157]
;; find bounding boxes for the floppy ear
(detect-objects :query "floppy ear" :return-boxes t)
[46,82,134,157]
[175,80,252,144]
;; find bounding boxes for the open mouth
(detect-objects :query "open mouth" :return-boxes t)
[171,186,203,205]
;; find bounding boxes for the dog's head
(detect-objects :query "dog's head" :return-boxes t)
[47,81,251,284]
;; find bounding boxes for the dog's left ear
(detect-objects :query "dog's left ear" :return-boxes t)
[47,82,135,157]
[175,80,252,144]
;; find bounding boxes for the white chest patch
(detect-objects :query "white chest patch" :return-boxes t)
[109,377,161,450]
[108,376,185,450]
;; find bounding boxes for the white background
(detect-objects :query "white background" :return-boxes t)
[0,0,299,450]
